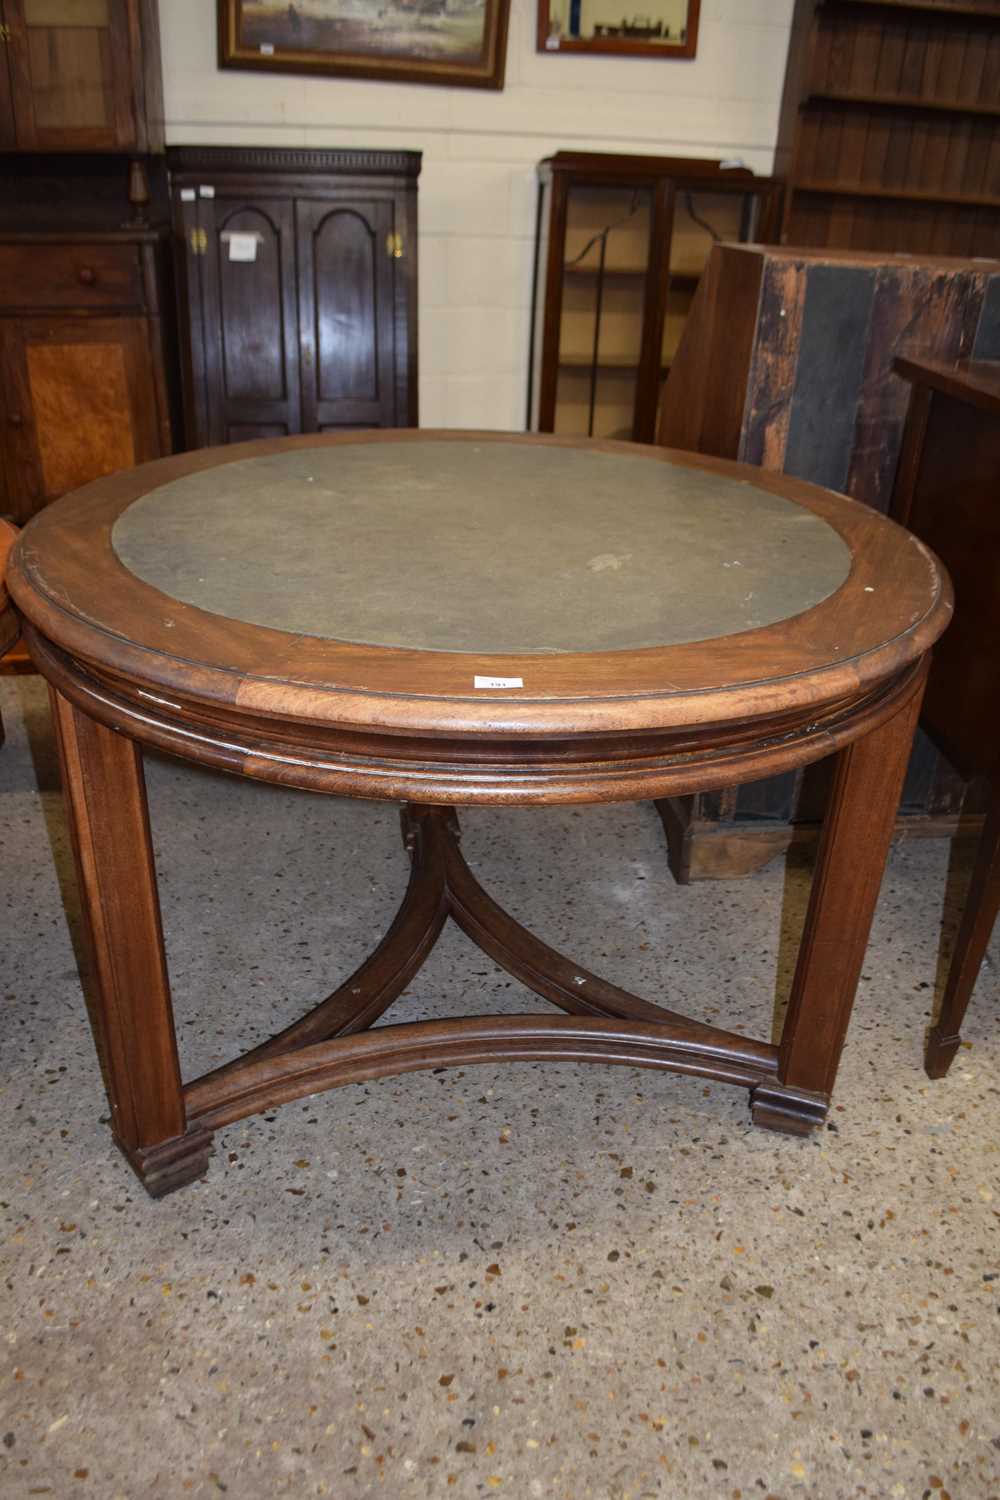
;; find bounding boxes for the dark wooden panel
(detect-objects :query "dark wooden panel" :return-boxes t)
[784,263,876,493]
[296,197,396,429]
[972,271,1000,354]
[894,377,1000,778]
[227,422,289,443]
[198,195,302,447]
[314,208,378,403]
[845,264,986,511]
[216,207,287,403]
[777,0,1000,258]
[740,258,808,471]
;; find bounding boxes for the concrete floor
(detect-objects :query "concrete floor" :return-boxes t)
[1,675,998,1500]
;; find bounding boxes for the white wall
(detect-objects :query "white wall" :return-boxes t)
[159,0,794,430]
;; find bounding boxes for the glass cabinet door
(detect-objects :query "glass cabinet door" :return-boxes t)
[553,181,657,441]
[529,157,777,445]
[5,0,134,150]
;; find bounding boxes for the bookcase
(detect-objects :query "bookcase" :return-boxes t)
[776,0,1000,254]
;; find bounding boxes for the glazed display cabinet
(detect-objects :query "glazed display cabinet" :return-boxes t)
[528,151,782,443]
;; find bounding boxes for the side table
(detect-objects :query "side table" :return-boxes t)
[892,357,1000,1076]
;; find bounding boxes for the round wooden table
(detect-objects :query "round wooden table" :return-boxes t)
[8,433,951,1197]
[0,519,20,747]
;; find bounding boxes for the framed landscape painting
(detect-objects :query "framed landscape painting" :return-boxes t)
[219,0,512,89]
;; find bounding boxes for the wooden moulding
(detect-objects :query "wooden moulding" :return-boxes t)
[8,432,951,750]
[26,626,934,808]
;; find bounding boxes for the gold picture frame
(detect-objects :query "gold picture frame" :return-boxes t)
[219,0,512,90]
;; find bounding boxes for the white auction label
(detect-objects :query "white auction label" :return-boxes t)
[227,232,258,262]
[259,42,275,54]
[179,188,196,202]
[474,675,523,689]
[199,184,215,197]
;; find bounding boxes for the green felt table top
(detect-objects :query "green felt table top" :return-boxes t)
[111,441,852,656]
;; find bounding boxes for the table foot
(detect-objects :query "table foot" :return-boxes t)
[116,1127,214,1199]
[924,788,1000,1081]
[750,1082,829,1136]
[924,1028,962,1079]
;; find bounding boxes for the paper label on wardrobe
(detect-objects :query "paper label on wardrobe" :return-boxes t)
[227,233,258,263]
[474,675,523,689]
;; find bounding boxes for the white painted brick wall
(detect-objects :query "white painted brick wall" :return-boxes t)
[159,0,794,431]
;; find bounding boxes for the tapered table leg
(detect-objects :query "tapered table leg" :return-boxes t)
[925,787,1000,1078]
[752,668,927,1134]
[50,689,212,1195]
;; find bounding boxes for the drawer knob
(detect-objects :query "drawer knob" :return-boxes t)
[77,266,97,286]
[9,412,23,426]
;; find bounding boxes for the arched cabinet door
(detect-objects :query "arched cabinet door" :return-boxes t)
[197,199,302,446]
[296,199,399,432]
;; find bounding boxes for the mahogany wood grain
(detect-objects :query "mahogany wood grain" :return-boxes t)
[925,795,1000,1077]
[892,356,1000,1074]
[49,689,211,1195]
[0,519,18,744]
[757,658,926,1124]
[7,432,952,1194]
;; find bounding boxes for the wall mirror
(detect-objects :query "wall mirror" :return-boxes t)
[537,0,699,58]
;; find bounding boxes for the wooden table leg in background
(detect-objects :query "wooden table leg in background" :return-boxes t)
[50,689,213,1196]
[926,787,1000,1079]
[752,664,927,1133]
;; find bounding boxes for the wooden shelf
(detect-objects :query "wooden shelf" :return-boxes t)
[559,354,639,370]
[564,265,702,287]
[564,264,646,279]
[794,181,1000,210]
[559,354,673,373]
[827,0,1000,18]
[806,89,1000,119]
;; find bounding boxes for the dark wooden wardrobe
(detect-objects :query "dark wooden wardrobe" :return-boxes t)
[169,147,421,448]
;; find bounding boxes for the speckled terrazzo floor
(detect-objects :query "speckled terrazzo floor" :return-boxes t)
[1,676,998,1500]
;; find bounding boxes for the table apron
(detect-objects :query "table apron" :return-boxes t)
[26,626,930,807]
